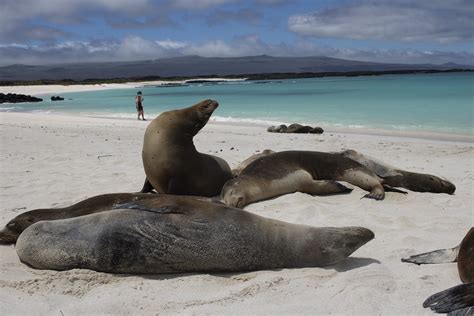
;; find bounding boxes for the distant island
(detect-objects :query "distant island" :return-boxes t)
[0,55,472,85]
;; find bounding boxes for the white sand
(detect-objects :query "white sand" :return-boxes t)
[0,78,246,96]
[0,111,472,315]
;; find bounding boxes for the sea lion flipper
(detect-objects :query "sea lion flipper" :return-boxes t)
[362,185,385,201]
[301,180,353,196]
[382,184,408,195]
[139,178,155,193]
[423,283,474,314]
[115,200,183,215]
[402,246,460,265]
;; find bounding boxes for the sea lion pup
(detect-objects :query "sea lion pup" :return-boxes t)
[221,150,405,208]
[340,149,456,194]
[15,195,375,274]
[402,228,473,314]
[141,99,232,196]
[0,193,156,245]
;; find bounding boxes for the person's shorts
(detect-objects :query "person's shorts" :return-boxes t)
[136,103,143,112]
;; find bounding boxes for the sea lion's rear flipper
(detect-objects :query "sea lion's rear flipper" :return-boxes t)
[402,245,460,265]
[382,184,408,195]
[423,283,474,314]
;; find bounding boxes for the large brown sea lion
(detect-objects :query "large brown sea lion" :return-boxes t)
[0,193,157,244]
[14,194,374,274]
[340,149,456,194]
[141,99,232,196]
[402,228,473,314]
[221,150,406,208]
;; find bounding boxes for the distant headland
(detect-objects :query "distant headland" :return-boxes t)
[0,55,472,85]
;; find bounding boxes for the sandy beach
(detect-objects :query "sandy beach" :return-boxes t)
[0,78,246,96]
[0,108,472,315]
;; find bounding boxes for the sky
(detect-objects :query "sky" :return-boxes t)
[0,0,473,66]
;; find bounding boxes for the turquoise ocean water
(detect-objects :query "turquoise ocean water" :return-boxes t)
[2,73,473,134]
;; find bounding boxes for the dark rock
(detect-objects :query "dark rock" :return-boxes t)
[51,95,64,101]
[0,93,42,104]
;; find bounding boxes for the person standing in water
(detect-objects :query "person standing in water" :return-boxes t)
[135,91,145,120]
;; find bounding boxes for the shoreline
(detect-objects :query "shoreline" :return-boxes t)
[1,111,472,143]
[1,79,472,144]
[0,78,247,96]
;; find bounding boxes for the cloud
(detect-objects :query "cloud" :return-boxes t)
[288,0,474,43]
[0,0,156,42]
[172,0,237,10]
[1,35,472,66]
[206,8,263,26]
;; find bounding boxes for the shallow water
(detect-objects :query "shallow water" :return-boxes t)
[2,72,473,134]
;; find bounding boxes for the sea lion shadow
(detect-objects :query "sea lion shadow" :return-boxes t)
[330,257,381,272]
[118,257,380,281]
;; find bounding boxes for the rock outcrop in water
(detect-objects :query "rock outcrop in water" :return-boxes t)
[0,93,42,104]
[267,123,324,134]
[51,96,64,101]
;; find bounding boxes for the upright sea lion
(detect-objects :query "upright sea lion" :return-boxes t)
[0,193,157,245]
[142,99,232,196]
[15,194,374,274]
[340,149,455,194]
[402,228,473,314]
[221,150,406,208]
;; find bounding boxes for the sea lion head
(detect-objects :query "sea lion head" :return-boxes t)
[0,215,35,244]
[0,207,59,244]
[185,99,219,135]
[311,226,375,266]
[413,175,456,194]
[221,178,247,208]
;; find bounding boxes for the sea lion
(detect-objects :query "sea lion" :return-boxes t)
[221,150,406,208]
[402,228,473,314]
[340,149,455,194]
[141,99,232,196]
[15,194,375,274]
[0,193,157,245]
[267,124,323,134]
[232,149,275,177]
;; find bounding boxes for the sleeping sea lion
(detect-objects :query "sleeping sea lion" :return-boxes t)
[402,228,473,314]
[232,149,275,177]
[340,149,455,194]
[15,194,375,274]
[0,193,157,245]
[141,99,232,196]
[221,150,406,208]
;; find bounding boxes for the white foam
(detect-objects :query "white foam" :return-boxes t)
[211,116,288,127]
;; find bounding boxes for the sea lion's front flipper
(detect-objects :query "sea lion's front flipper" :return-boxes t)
[139,178,155,193]
[116,200,184,215]
[423,283,474,314]
[402,245,460,265]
